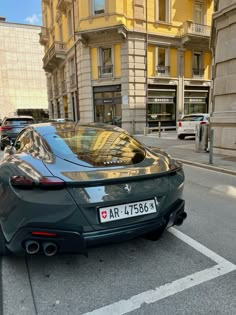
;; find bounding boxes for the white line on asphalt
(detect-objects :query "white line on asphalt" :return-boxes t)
[168,227,230,265]
[82,228,236,315]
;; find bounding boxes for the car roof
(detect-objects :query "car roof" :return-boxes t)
[3,115,34,120]
[183,113,208,116]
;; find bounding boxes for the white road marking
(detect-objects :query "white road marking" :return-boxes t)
[168,227,229,264]
[83,228,236,315]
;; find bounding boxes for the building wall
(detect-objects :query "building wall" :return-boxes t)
[211,0,236,156]
[0,21,48,120]
[41,0,213,134]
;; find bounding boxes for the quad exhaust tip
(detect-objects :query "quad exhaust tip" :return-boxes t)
[42,242,58,256]
[25,240,40,255]
[174,212,187,226]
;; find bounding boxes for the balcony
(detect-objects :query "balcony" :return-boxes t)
[192,68,204,78]
[156,66,170,77]
[39,27,49,46]
[42,0,49,4]
[57,0,72,14]
[180,21,211,48]
[43,42,66,72]
[98,65,113,78]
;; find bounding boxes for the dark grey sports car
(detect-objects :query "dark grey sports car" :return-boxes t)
[0,122,186,256]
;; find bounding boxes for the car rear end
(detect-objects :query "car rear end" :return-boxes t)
[1,123,186,256]
[0,116,35,149]
[177,114,209,139]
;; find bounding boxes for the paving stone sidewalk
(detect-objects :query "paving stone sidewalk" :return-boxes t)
[135,133,236,176]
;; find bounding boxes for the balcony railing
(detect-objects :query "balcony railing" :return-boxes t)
[43,41,66,72]
[42,0,49,4]
[39,27,49,45]
[156,66,170,77]
[70,74,76,89]
[57,0,72,14]
[180,21,211,37]
[98,65,113,78]
[192,68,204,77]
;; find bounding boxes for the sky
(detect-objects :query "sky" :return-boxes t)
[0,0,42,25]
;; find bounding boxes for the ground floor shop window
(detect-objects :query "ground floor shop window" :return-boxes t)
[184,103,207,115]
[94,86,122,127]
[147,86,176,127]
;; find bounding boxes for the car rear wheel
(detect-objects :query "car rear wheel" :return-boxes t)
[178,134,185,140]
[143,224,167,241]
[0,225,10,256]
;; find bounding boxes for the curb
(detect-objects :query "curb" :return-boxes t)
[176,158,236,176]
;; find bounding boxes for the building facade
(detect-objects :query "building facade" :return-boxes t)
[40,0,213,134]
[0,18,48,121]
[211,0,236,157]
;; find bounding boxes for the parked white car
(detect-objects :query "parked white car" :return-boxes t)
[177,113,209,140]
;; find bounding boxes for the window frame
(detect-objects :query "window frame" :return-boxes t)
[156,46,170,76]
[67,9,73,38]
[90,0,106,16]
[155,0,171,23]
[98,47,113,77]
[192,51,204,77]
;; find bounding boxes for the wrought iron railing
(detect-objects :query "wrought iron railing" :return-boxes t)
[192,68,204,77]
[156,66,170,76]
[98,65,113,78]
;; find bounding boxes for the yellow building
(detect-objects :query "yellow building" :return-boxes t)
[40,0,213,133]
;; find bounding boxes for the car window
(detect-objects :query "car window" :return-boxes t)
[44,126,146,166]
[181,115,204,121]
[15,130,34,153]
[5,118,34,126]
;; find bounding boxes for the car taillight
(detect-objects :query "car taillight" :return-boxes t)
[31,231,57,237]
[10,176,34,189]
[178,122,182,127]
[39,177,65,189]
[200,121,207,125]
[0,126,13,131]
[10,176,65,190]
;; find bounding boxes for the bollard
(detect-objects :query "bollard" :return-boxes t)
[209,128,214,165]
[158,121,161,138]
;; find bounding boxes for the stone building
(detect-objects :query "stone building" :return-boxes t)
[0,17,48,121]
[40,0,213,134]
[211,0,236,156]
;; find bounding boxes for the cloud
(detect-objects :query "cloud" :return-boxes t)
[24,14,42,25]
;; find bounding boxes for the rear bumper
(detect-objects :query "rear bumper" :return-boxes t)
[6,199,185,256]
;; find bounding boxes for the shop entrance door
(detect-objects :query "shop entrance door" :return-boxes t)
[95,103,121,126]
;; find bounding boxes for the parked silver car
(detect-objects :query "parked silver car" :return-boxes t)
[0,116,35,150]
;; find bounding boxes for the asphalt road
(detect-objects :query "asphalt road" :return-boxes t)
[1,160,236,314]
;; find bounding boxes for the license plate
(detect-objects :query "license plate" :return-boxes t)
[184,129,195,133]
[99,199,158,223]
[14,128,21,133]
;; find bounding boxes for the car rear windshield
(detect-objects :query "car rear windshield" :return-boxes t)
[44,126,146,166]
[5,118,34,125]
[181,115,205,121]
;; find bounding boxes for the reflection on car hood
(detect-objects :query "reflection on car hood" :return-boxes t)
[44,148,177,184]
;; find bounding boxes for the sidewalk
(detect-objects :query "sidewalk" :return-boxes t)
[135,132,236,176]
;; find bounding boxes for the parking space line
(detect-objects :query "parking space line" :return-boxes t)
[82,228,236,315]
[168,227,230,264]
